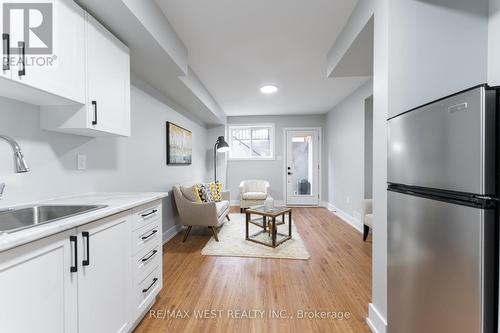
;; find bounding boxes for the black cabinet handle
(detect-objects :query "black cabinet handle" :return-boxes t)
[141,249,158,263]
[2,33,9,70]
[141,209,158,218]
[142,278,158,293]
[141,229,158,240]
[91,101,97,125]
[18,41,25,76]
[287,172,292,175]
[70,236,77,273]
[82,231,90,266]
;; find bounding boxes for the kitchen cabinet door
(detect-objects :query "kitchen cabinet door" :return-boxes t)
[85,13,130,136]
[12,0,85,103]
[77,211,132,333]
[0,229,78,333]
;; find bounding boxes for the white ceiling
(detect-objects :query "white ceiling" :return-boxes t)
[156,0,369,116]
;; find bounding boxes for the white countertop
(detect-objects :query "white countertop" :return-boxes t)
[0,192,168,252]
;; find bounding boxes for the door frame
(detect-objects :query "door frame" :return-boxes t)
[283,127,322,206]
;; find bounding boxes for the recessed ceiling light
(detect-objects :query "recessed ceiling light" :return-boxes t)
[260,84,278,94]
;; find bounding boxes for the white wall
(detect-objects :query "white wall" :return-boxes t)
[326,80,373,224]
[226,115,327,203]
[0,82,211,240]
[489,0,500,85]
[389,0,489,117]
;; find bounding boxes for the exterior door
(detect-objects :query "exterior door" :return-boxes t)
[285,128,320,205]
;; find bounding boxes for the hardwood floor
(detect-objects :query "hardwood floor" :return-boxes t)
[134,207,372,333]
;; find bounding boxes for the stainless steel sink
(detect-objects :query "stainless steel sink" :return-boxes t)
[0,205,107,234]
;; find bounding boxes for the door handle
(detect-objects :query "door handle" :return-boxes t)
[142,278,158,293]
[2,33,9,70]
[91,101,98,125]
[82,231,90,266]
[70,236,78,273]
[18,41,25,76]
[141,229,158,240]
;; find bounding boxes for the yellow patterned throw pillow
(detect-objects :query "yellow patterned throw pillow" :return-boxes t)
[195,182,222,202]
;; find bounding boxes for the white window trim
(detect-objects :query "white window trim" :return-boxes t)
[228,124,276,161]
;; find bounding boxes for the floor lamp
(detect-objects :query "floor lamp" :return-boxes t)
[214,136,229,183]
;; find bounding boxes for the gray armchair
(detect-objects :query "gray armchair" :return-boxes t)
[173,185,230,242]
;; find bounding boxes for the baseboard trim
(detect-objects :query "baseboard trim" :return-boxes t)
[326,203,363,233]
[162,224,183,244]
[366,303,387,333]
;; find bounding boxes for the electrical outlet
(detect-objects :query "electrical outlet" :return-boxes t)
[346,196,350,205]
[77,154,87,170]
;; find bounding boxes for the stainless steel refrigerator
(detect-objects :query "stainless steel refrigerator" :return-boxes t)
[387,85,498,333]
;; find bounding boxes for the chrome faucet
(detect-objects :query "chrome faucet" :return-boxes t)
[0,135,29,173]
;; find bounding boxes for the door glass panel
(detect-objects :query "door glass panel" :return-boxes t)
[291,135,313,196]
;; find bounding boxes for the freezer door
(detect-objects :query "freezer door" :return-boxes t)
[388,190,495,333]
[387,86,496,195]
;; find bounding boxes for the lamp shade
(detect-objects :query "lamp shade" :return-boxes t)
[215,136,229,152]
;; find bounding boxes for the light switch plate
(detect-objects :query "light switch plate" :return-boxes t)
[77,154,87,170]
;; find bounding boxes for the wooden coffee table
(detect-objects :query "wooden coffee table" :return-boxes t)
[245,206,292,248]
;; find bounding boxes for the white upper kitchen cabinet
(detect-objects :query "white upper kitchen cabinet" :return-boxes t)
[2,0,85,104]
[40,11,131,137]
[0,229,78,333]
[84,12,130,136]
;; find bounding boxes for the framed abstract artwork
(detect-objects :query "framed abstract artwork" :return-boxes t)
[166,122,192,165]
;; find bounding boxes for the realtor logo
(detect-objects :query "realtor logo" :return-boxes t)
[3,3,53,54]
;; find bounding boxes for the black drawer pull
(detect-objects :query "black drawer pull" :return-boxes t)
[82,231,90,266]
[3,33,10,70]
[141,249,158,263]
[141,229,158,240]
[70,236,77,273]
[142,278,158,293]
[141,209,158,218]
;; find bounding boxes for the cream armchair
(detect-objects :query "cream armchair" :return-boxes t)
[362,199,373,241]
[239,180,271,212]
[173,185,230,242]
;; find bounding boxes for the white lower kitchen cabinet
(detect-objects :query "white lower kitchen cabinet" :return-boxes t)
[77,211,132,333]
[0,198,164,333]
[0,228,78,333]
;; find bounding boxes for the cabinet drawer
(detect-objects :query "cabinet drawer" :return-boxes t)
[133,242,161,281]
[132,220,161,255]
[134,266,162,316]
[132,201,162,231]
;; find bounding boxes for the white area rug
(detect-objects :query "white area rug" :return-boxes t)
[201,213,310,260]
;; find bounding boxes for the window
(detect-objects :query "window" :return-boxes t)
[228,124,275,160]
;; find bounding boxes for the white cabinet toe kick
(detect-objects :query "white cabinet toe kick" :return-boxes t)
[0,199,163,333]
